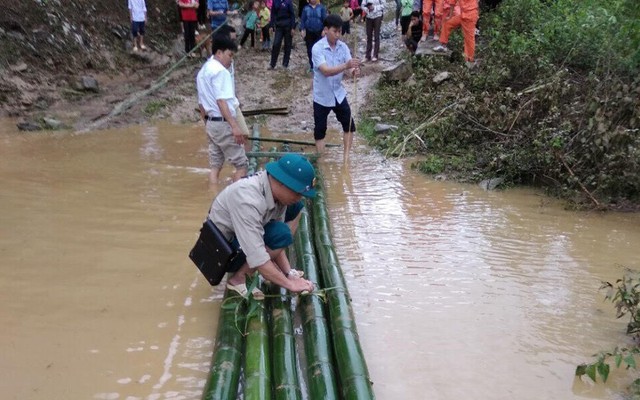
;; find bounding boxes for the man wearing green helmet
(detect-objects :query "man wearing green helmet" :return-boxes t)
[207,153,316,299]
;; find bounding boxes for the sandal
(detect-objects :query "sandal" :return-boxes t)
[226,282,265,300]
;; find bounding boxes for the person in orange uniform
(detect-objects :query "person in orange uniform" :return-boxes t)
[421,0,445,41]
[432,0,444,40]
[433,0,479,65]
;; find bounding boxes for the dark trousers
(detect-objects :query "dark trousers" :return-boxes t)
[270,26,292,68]
[183,21,197,53]
[240,28,255,47]
[197,0,208,25]
[400,15,411,35]
[313,98,355,141]
[365,16,382,60]
[304,30,322,69]
[261,26,271,44]
[342,21,351,35]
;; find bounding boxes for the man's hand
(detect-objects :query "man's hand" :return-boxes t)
[231,125,246,145]
[288,278,314,293]
[346,57,361,70]
[351,67,361,78]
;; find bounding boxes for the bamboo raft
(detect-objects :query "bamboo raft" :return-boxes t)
[201,126,375,400]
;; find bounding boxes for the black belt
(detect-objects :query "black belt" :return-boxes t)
[205,116,224,122]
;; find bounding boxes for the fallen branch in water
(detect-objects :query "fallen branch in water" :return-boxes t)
[557,154,601,208]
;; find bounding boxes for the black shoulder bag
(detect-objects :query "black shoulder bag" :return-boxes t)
[188,219,239,286]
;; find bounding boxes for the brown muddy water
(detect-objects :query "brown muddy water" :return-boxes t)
[1,120,639,400]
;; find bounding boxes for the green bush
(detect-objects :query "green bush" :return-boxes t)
[361,0,640,209]
[576,269,640,395]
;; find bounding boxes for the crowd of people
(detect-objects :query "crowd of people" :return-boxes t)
[181,0,481,299]
[126,0,480,67]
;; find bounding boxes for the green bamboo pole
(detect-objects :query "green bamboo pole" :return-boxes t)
[248,124,261,173]
[244,301,272,400]
[268,284,303,400]
[202,293,245,400]
[294,207,340,399]
[311,172,375,400]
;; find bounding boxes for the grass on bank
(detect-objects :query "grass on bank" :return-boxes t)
[360,0,640,210]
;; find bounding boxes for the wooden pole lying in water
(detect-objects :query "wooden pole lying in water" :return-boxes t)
[241,106,290,116]
[311,171,376,400]
[247,137,341,148]
[245,151,321,160]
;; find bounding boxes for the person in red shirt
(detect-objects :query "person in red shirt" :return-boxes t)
[433,0,478,66]
[178,0,199,57]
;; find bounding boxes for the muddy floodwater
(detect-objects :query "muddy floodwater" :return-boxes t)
[1,120,639,400]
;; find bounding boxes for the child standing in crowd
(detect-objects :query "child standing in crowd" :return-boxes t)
[239,1,260,49]
[259,0,271,50]
[178,0,199,57]
[340,0,353,35]
[128,0,147,51]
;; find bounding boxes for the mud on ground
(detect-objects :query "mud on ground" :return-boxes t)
[1,15,406,136]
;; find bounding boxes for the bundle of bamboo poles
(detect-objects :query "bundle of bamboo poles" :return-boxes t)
[201,126,374,399]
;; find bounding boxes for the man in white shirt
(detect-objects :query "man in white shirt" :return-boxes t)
[196,36,249,184]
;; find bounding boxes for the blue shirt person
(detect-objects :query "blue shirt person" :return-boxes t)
[310,14,361,161]
[299,0,327,70]
[208,0,229,30]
